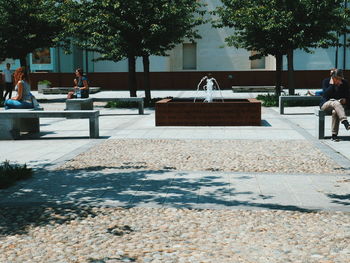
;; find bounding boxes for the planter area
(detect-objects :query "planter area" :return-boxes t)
[155,98,261,126]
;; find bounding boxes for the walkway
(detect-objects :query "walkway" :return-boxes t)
[0,90,349,212]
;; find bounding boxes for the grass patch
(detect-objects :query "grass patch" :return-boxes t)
[257,94,321,107]
[104,97,173,108]
[0,160,33,189]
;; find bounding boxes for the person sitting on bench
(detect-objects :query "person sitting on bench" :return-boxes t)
[306,68,338,96]
[320,69,350,141]
[67,68,89,99]
[4,67,35,109]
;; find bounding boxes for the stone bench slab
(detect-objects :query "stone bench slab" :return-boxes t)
[279,95,322,114]
[0,110,99,139]
[66,98,93,110]
[93,97,144,114]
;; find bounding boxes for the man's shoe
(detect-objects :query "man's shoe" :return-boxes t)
[342,120,350,130]
[331,134,339,141]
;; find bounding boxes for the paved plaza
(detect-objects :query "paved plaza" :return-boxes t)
[0,90,349,262]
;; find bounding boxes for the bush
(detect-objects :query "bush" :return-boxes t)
[256,93,321,107]
[256,94,278,107]
[104,97,173,108]
[0,160,33,189]
[37,80,52,86]
[105,100,139,108]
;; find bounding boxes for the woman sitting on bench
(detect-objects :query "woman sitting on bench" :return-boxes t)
[4,67,34,109]
[67,68,89,99]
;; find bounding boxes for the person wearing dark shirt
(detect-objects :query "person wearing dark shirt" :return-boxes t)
[320,69,350,141]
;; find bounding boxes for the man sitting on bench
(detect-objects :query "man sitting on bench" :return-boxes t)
[320,69,350,141]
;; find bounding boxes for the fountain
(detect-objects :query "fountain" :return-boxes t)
[194,73,224,103]
[155,74,261,126]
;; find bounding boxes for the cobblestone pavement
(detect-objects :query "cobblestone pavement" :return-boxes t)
[60,139,349,175]
[0,207,349,263]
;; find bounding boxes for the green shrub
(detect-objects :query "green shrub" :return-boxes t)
[37,80,52,86]
[256,94,278,107]
[105,101,139,108]
[0,160,33,189]
[256,93,321,107]
[104,97,173,108]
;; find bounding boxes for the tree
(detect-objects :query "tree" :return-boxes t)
[0,0,63,69]
[62,0,205,100]
[136,0,205,103]
[214,0,350,95]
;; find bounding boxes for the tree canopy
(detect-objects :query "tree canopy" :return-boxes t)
[214,0,350,94]
[61,0,205,98]
[0,0,63,67]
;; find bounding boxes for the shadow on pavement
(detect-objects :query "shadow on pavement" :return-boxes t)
[327,193,350,206]
[0,165,319,236]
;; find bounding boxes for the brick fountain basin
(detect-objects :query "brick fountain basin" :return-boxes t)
[155,98,261,126]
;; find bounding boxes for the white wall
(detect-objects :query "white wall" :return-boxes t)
[92,54,169,72]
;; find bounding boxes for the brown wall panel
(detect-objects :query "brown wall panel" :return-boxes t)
[28,70,343,91]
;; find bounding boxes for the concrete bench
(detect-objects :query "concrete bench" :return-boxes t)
[279,95,322,114]
[0,109,99,139]
[93,97,144,114]
[66,98,93,110]
[315,109,350,139]
[232,86,284,93]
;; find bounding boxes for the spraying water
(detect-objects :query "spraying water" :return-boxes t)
[194,74,224,102]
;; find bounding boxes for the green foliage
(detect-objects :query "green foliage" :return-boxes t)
[61,0,206,61]
[105,97,172,108]
[214,0,350,96]
[214,0,350,57]
[61,0,206,98]
[257,94,321,107]
[105,101,140,109]
[0,160,33,189]
[0,0,63,66]
[256,94,279,107]
[37,80,52,85]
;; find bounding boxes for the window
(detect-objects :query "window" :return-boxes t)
[32,48,51,64]
[250,51,266,69]
[183,43,197,70]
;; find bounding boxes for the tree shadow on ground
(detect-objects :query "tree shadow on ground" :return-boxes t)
[327,193,350,206]
[0,166,317,236]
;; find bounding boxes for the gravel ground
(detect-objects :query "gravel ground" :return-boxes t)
[60,139,348,175]
[0,207,349,263]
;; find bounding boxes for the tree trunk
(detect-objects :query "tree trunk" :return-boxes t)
[142,55,151,105]
[128,55,137,97]
[19,57,28,68]
[287,49,295,95]
[275,53,283,97]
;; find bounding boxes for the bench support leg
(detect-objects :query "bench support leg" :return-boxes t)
[138,101,144,115]
[279,97,284,114]
[17,118,40,133]
[89,117,99,138]
[316,111,326,139]
[0,119,20,140]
